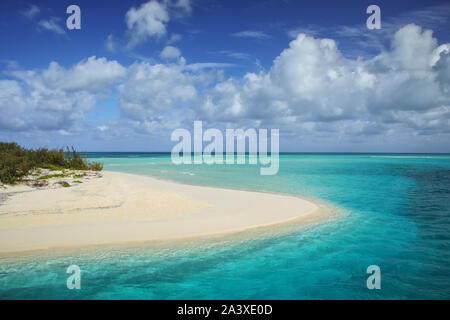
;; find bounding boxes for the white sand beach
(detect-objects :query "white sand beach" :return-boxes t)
[0,171,330,254]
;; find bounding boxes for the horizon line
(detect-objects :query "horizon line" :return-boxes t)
[79,151,450,154]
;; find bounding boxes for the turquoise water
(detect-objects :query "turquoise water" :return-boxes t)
[1,153,450,299]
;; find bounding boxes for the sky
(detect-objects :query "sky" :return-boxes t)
[0,0,449,152]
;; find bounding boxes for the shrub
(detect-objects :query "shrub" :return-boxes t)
[0,142,103,184]
[89,162,103,171]
[0,142,33,184]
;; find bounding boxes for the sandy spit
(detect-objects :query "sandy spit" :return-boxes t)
[0,171,332,254]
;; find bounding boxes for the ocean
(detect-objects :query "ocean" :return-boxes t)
[1,153,449,299]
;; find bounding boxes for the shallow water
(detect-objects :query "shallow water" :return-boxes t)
[1,153,450,299]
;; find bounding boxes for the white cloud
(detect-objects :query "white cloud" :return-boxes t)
[126,0,170,47]
[125,0,193,47]
[200,34,371,124]
[118,61,197,122]
[323,3,450,59]
[160,45,181,60]
[390,24,437,71]
[0,80,29,130]
[3,23,449,151]
[115,55,231,133]
[365,24,449,119]
[15,56,127,93]
[231,30,270,39]
[2,57,126,131]
[200,24,450,138]
[37,18,65,35]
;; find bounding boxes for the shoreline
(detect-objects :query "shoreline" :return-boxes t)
[0,170,336,255]
[0,207,338,260]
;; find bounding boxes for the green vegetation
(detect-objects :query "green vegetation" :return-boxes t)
[59,181,71,188]
[0,142,103,184]
[41,163,65,171]
[38,173,69,180]
[89,162,103,171]
[73,180,83,184]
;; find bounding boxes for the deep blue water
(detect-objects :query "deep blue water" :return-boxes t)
[1,153,450,299]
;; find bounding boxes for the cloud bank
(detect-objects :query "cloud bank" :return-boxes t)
[1,24,449,150]
[1,57,125,131]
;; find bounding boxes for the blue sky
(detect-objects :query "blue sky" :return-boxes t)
[0,0,449,152]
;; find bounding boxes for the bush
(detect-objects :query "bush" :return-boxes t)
[0,142,103,184]
[0,142,33,184]
[89,162,103,171]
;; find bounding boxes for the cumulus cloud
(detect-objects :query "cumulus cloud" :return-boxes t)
[0,80,29,130]
[200,34,371,125]
[125,0,192,47]
[11,56,127,93]
[160,45,181,60]
[389,24,437,71]
[114,54,233,134]
[3,23,449,150]
[365,25,449,127]
[1,57,126,131]
[117,61,197,126]
[126,0,170,47]
[200,24,450,138]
